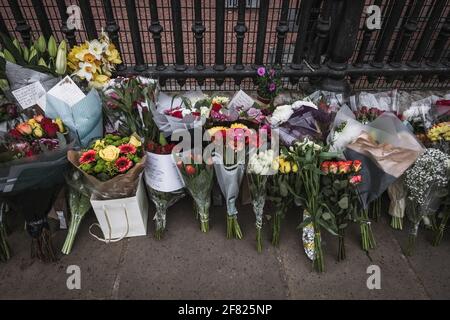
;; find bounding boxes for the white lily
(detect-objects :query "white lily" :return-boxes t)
[76,62,96,81]
[88,39,107,60]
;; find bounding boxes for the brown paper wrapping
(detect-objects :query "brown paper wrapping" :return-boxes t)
[347,132,421,178]
[68,150,146,200]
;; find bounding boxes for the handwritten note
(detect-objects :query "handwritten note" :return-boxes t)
[11,81,46,109]
[228,90,255,111]
[47,76,86,107]
[144,152,185,192]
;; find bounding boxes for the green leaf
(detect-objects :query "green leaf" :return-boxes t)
[338,196,349,209]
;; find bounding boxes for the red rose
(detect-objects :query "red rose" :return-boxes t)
[212,103,222,112]
[329,162,338,174]
[338,161,351,174]
[171,110,183,118]
[349,175,362,185]
[40,118,59,138]
[352,160,362,173]
[320,161,330,174]
[185,164,196,176]
[8,128,23,139]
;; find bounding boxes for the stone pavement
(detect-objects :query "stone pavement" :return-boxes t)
[0,198,449,299]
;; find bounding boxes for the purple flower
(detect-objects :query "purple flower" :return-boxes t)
[247,107,262,119]
[257,67,266,77]
[268,83,276,92]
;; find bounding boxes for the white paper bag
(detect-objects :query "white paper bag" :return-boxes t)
[90,177,149,241]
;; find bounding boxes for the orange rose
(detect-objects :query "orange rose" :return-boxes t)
[16,122,32,135]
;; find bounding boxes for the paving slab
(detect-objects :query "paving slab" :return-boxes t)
[0,198,449,300]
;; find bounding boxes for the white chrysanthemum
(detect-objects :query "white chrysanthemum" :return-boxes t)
[200,106,210,118]
[270,104,293,126]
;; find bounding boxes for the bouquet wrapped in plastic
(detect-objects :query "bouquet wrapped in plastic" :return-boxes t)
[175,151,214,233]
[404,148,449,255]
[247,149,276,252]
[269,100,333,147]
[151,91,209,136]
[61,169,91,255]
[209,123,259,239]
[0,113,73,262]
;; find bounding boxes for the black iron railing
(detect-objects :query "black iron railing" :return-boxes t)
[0,0,449,92]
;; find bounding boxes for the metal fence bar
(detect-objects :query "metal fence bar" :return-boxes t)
[57,1,76,47]
[7,0,31,45]
[79,0,98,40]
[0,0,449,92]
[254,0,270,68]
[103,0,125,71]
[148,0,165,71]
[125,0,147,72]
[31,0,53,39]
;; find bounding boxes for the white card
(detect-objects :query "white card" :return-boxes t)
[56,210,67,230]
[47,76,86,107]
[144,152,185,192]
[11,81,46,109]
[228,90,255,111]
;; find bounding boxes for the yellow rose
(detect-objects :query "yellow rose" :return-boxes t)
[54,118,65,133]
[33,126,43,138]
[28,119,38,128]
[93,139,105,151]
[129,135,142,148]
[99,145,120,162]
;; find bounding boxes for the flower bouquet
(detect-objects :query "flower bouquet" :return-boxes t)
[247,149,276,252]
[0,113,71,262]
[286,138,338,272]
[0,202,10,262]
[61,169,91,255]
[68,134,146,242]
[404,148,449,255]
[427,122,450,154]
[150,91,210,136]
[0,33,66,91]
[102,76,158,139]
[267,155,298,247]
[255,66,281,107]
[145,135,185,240]
[209,123,255,239]
[320,160,362,261]
[68,31,122,89]
[175,151,213,233]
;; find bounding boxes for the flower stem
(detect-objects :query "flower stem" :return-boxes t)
[271,211,282,247]
[390,216,403,230]
[154,205,167,240]
[61,214,83,255]
[360,209,376,251]
[433,211,449,247]
[337,233,346,262]
[256,227,262,253]
[227,215,242,240]
[0,222,10,262]
[197,201,210,233]
[313,231,324,273]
